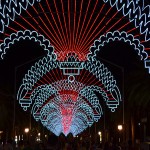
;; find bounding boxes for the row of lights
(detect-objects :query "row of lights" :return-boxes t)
[97,125,123,143]
[13,125,123,143]
[14,128,43,143]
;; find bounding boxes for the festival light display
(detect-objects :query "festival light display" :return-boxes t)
[0,0,41,33]
[103,0,150,41]
[17,54,121,136]
[0,0,149,136]
[88,31,148,61]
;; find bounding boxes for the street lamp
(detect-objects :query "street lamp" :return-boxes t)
[38,133,41,141]
[24,128,29,133]
[24,128,29,141]
[0,131,3,140]
[117,125,123,143]
[118,125,123,131]
[98,131,102,143]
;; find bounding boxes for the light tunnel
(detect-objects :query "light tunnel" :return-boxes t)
[0,0,149,136]
[16,53,121,136]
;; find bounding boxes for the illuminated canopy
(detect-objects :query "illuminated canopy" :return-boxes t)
[17,54,121,136]
[0,0,149,136]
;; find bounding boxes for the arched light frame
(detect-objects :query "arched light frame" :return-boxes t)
[16,52,121,136]
[0,0,149,40]
[0,0,41,33]
[0,0,149,62]
[0,30,57,59]
[103,0,150,41]
[87,31,148,61]
[0,0,149,136]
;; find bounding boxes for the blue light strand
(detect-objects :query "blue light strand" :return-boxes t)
[83,61,121,112]
[0,30,57,59]
[83,61,117,90]
[0,0,41,33]
[103,0,150,41]
[87,31,147,61]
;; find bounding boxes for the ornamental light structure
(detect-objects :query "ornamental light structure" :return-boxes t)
[0,0,149,136]
[16,49,121,136]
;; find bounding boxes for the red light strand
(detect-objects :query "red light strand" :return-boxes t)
[31,5,63,52]
[77,4,105,50]
[7,26,18,32]
[45,0,67,51]
[145,48,150,50]
[53,0,68,50]
[68,0,71,50]
[76,0,99,48]
[79,6,112,53]
[81,14,125,53]
[76,0,92,48]
[118,21,131,31]
[60,0,70,52]
[74,0,84,49]
[14,21,27,30]
[127,27,137,33]
[106,16,124,32]
[20,15,37,31]
[72,0,76,52]
[38,3,66,50]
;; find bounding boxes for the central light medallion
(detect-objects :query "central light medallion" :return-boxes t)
[59,53,84,83]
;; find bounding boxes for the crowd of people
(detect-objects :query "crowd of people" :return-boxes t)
[0,135,142,150]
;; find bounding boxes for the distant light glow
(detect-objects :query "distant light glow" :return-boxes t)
[15,136,18,143]
[118,125,123,131]
[98,131,102,142]
[24,128,29,133]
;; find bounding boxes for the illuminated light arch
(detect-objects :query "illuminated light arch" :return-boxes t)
[87,31,148,61]
[0,30,57,59]
[0,0,41,33]
[17,50,121,135]
[32,92,101,136]
[41,110,61,129]
[42,109,62,136]
[53,96,100,136]
[103,0,150,41]
[3,0,150,136]
[71,112,89,134]
[83,61,121,112]
[75,102,98,123]
[0,0,149,62]
[17,56,121,112]
[30,85,58,116]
